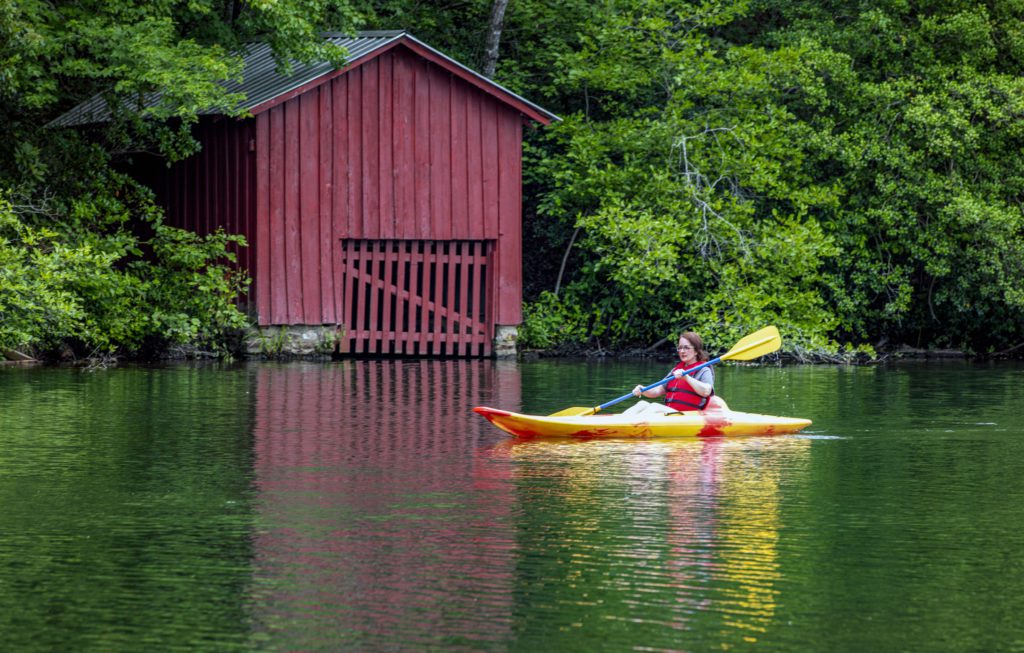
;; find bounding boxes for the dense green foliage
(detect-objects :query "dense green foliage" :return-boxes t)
[494,0,1024,357]
[747,0,1024,355]
[516,0,848,354]
[3,0,1023,358]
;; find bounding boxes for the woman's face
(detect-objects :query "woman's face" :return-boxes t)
[676,337,697,364]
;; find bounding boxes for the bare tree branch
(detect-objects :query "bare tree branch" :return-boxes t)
[672,127,750,260]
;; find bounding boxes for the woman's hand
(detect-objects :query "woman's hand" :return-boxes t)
[632,384,644,397]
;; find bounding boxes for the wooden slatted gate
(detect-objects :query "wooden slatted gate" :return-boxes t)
[340,239,493,356]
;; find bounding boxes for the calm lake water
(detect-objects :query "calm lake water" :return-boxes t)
[2,359,1024,651]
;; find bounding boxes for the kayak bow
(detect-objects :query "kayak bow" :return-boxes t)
[473,406,811,438]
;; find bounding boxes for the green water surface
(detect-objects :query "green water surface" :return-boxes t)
[1,360,1023,651]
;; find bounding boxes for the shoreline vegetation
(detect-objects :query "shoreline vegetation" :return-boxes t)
[313,343,998,363]
[4,338,1010,367]
[521,344,982,364]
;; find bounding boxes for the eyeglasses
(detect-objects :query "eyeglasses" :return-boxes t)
[676,344,694,351]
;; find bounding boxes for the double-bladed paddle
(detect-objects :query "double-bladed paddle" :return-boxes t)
[549,325,782,417]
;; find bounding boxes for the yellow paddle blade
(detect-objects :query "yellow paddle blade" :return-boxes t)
[719,325,781,361]
[549,406,599,417]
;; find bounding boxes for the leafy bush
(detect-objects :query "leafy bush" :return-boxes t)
[0,183,249,360]
[518,291,593,350]
[0,197,90,353]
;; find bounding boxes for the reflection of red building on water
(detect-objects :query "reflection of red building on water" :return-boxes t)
[249,360,521,648]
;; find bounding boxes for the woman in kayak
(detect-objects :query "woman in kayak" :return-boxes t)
[624,331,728,414]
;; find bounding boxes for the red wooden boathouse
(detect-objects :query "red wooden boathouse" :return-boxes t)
[54,31,557,357]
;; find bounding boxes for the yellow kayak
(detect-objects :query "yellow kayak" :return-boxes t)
[473,406,812,438]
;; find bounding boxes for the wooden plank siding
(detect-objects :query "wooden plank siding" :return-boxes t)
[149,117,258,311]
[251,46,523,348]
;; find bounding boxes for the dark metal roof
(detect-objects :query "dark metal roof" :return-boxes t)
[48,31,557,128]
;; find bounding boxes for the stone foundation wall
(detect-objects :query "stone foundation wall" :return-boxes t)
[493,325,518,359]
[246,324,520,358]
[246,325,342,358]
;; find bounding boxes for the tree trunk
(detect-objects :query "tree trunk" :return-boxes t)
[554,226,579,298]
[482,0,511,79]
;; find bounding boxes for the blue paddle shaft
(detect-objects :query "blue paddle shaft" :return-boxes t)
[597,356,722,411]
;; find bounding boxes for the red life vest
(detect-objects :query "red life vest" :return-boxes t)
[665,361,713,412]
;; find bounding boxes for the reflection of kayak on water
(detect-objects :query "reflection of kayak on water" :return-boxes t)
[473,406,812,439]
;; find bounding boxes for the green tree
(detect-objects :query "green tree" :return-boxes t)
[0,180,249,359]
[511,0,845,354]
[743,0,1024,353]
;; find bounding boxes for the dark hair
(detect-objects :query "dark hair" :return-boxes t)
[679,332,709,362]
